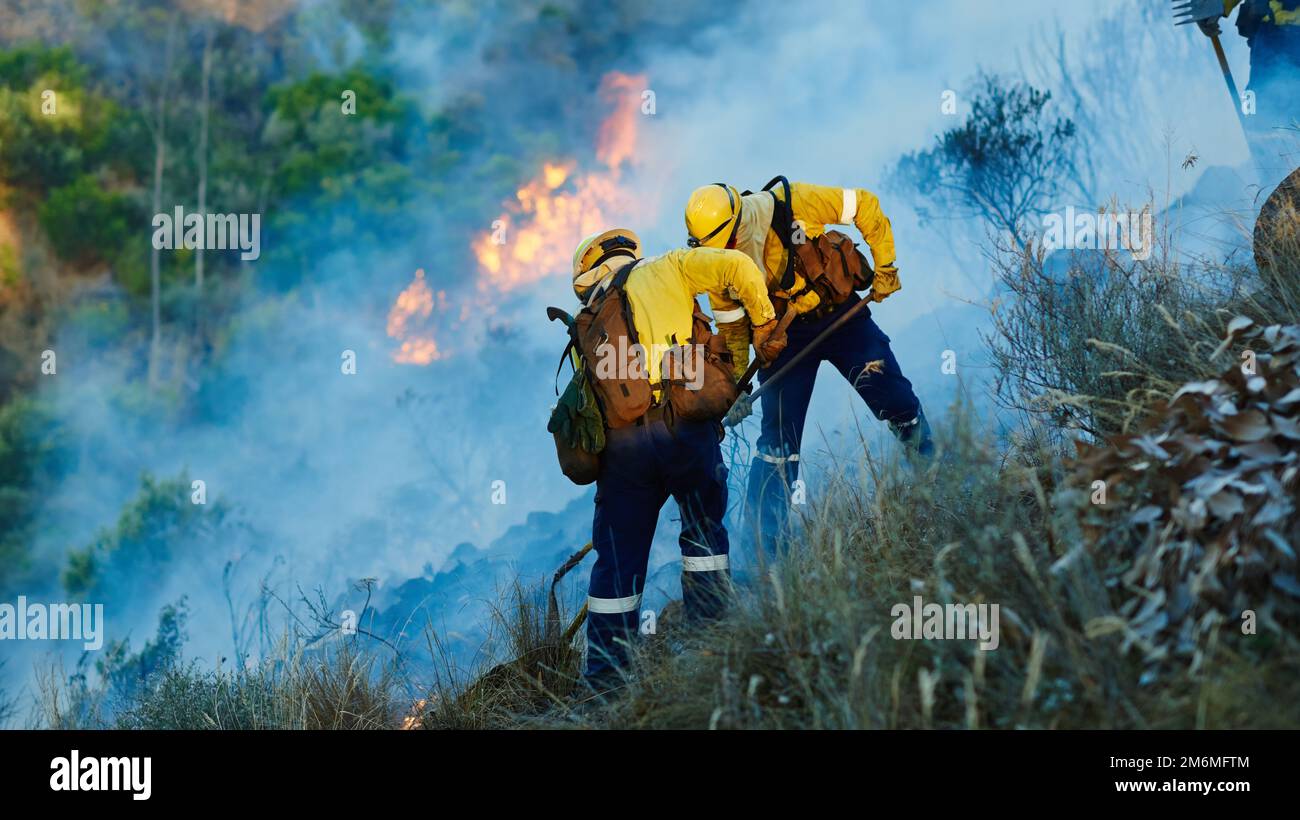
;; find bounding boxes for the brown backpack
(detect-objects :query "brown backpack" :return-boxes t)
[793,229,873,306]
[571,260,652,429]
[750,176,873,307]
[658,304,738,422]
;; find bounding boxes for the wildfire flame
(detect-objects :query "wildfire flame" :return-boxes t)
[472,70,648,294]
[595,71,643,170]
[402,697,433,730]
[386,269,445,365]
[389,71,649,364]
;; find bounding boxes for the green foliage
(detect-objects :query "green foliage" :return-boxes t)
[36,599,188,728]
[37,174,136,265]
[113,641,398,730]
[96,598,188,705]
[41,626,399,730]
[257,65,428,287]
[0,396,72,593]
[891,72,1080,237]
[107,235,151,298]
[263,67,419,202]
[0,241,17,289]
[62,471,231,599]
[62,297,132,347]
[0,45,133,191]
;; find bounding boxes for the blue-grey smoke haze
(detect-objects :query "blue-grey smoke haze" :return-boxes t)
[1,0,1262,711]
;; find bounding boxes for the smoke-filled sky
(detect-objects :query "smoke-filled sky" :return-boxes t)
[3,0,1262,700]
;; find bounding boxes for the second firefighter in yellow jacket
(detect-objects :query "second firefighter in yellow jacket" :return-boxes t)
[684,179,932,552]
[570,228,784,687]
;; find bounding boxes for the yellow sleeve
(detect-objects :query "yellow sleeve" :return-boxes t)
[790,181,897,270]
[1224,0,1241,15]
[706,290,748,325]
[675,247,776,326]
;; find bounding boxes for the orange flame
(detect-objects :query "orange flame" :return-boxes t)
[472,71,648,294]
[596,71,644,170]
[387,269,445,364]
[402,697,431,730]
[392,71,650,365]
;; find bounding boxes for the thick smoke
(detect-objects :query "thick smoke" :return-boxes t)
[2,0,1258,704]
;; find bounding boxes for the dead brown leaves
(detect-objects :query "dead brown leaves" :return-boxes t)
[1074,318,1300,665]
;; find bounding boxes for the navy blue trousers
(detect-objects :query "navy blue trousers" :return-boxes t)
[585,416,731,680]
[745,294,927,552]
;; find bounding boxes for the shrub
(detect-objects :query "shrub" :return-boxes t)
[62,471,234,600]
[0,45,124,191]
[37,174,135,266]
[985,213,1267,439]
[37,625,400,730]
[0,395,72,593]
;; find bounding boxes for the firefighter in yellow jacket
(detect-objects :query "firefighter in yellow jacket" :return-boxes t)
[684,179,932,552]
[570,229,784,686]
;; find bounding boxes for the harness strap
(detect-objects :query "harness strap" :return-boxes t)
[761,175,797,291]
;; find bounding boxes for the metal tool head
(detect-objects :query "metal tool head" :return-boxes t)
[1171,0,1224,25]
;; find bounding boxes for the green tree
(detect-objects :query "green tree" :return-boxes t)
[62,471,233,600]
[37,174,136,266]
[0,396,72,593]
[891,72,1081,240]
[0,45,127,191]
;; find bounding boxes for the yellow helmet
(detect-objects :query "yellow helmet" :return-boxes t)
[685,183,740,249]
[571,228,642,299]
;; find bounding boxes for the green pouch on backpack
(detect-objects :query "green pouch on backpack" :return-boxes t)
[548,368,605,485]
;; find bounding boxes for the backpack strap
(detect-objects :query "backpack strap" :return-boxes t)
[553,339,576,395]
[607,258,643,347]
[610,257,642,290]
[762,175,797,290]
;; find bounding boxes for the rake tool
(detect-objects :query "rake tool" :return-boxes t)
[724,291,875,427]
[1172,0,1249,132]
[544,541,593,645]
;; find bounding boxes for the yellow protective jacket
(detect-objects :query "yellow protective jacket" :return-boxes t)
[707,181,897,325]
[1226,0,1300,40]
[589,247,776,390]
[1226,0,1300,22]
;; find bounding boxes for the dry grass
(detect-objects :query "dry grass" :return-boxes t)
[34,636,401,730]
[416,581,585,729]
[32,205,1299,731]
[986,204,1300,439]
[409,212,1300,731]
[415,404,1298,730]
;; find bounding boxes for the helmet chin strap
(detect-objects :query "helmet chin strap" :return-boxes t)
[725,203,742,248]
[689,183,739,247]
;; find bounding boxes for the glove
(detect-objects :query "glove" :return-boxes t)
[715,319,752,383]
[752,318,788,366]
[871,264,901,302]
[723,392,754,427]
[774,273,822,316]
[1172,0,1226,32]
